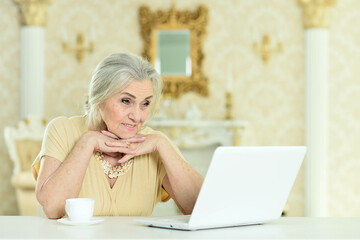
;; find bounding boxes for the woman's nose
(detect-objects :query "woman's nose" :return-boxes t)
[129,106,141,122]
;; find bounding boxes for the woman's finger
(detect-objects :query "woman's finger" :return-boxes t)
[101,131,145,144]
[101,130,119,139]
[104,141,139,155]
[101,145,136,155]
[133,134,146,138]
[126,136,146,143]
[118,154,134,163]
[105,140,134,148]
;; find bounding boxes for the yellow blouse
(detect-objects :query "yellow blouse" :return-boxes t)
[32,116,170,216]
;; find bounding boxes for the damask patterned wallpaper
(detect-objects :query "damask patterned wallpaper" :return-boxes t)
[0,0,359,217]
[0,0,20,215]
[328,0,360,216]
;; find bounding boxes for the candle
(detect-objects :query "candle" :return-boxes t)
[226,64,233,93]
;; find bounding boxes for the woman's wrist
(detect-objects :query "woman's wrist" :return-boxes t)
[155,134,169,154]
[80,131,98,152]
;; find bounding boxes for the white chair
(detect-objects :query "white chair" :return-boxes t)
[4,116,47,216]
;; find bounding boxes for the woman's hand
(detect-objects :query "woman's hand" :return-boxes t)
[85,130,145,156]
[104,133,164,163]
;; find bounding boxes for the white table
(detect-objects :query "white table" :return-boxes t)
[0,216,360,239]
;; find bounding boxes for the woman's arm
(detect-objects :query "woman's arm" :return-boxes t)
[110,133,204,215]
[35,131,138,219]
[157,137,204,215]
[36,132,94,218]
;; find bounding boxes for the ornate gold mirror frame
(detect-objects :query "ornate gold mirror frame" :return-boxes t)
[139,5,209,98]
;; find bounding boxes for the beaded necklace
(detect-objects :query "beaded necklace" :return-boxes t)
[95,152,133,179]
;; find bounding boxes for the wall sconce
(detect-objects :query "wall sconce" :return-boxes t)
[253,34,282,64]
[62,33,94,63]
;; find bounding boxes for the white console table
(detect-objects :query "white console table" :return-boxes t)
[149,119,247,148]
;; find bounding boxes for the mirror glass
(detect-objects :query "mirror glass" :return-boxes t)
[155,30,191,76]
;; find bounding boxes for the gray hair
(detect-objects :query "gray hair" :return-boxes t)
[84,52,163,130]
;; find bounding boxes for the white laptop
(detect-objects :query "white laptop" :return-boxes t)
[134,146,307,230]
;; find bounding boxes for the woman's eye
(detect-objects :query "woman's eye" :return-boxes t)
[121,99,131,104]
[143,101,150,107]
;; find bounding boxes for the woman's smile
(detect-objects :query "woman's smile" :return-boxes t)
[122,123,137,131]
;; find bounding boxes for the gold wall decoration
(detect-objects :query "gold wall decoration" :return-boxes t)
[139,5,209,98]
[225,92,233,120]
[62,33,94,63]
[299,0,337,29]
[13,0,52,26]
[253,34,283,64]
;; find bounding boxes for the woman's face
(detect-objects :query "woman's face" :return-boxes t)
[99,79,153,139]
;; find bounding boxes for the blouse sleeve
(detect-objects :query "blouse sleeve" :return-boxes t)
[32,117,73,181]
[158,157,171,202]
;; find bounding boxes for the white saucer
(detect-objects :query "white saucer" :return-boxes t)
[57,217,104,226]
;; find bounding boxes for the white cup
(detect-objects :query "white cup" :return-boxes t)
[65,198,94,222]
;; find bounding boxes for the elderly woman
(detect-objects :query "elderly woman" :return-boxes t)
[32,52,203,219]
